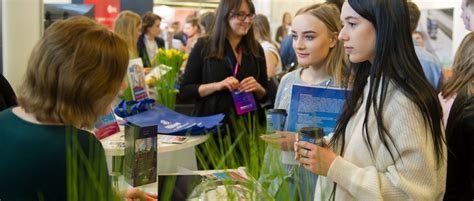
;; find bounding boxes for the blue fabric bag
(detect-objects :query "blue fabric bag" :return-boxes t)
[117,102,224,136]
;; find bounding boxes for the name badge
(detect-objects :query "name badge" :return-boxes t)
[231,90,257,116]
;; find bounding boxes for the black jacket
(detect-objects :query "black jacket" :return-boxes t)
[0,74,16,111]
[179,37,268,125]
[137,33,165,67]
[444,91,474,201]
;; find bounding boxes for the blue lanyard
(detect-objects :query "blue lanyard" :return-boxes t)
[225,48,242,76]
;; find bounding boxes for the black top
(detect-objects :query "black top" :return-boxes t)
[137,33,165,67]
[0,108,115,201]
[0,74,17,111]
[444,92,474,201]
[275,26,286,43]
[179,37,268,125]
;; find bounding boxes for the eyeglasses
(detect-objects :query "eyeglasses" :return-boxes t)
[231,12,256,21]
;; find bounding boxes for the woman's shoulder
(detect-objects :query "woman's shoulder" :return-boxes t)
[453,91,474,117]
[195,36,210,46]
[387,84,417,109]
[261,41,278,52]
[279,67,302,85]
[137,33,146,46]
[192,36,211,53]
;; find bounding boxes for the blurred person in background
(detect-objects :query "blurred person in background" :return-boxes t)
[275,12,292,43]
[408,2,443,91]
[461,0,474,31]
[407,2,443,91]
[253,14,282,78]
[199,11,216,35]
[114,10,146,100]
[137,12,165,68]
[114,11,142,60]
[183,16,202,54]
[412,31,426,48]
[167,21,185,51]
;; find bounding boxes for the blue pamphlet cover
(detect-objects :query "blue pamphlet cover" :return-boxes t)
[286,84,348,135]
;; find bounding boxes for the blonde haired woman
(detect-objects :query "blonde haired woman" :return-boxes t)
[440,32,474,200]
[0,17,155,200]
[114,11,149,99]
[114,10,142,59]
[260,3,349,200]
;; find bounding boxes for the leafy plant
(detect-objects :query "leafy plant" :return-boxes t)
[65,128,120,201]
[154,48,187,110]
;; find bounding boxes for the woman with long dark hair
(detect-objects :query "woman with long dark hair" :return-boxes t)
[179,0,267,126]
[295,0,446,200]
[179,0,268,169]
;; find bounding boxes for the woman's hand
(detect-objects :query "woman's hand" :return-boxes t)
[217,76,240,91]
[143,67,153,75]
[239,76,266,98]
[294,138,337,176]
[198,76,239,97]
[125,188,157,201]
[260,131,297,151]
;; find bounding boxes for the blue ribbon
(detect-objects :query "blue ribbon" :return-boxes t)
[114,98,155,118]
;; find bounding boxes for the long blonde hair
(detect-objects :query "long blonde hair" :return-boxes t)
[114,10,142,59]
[296,3,350,87]
[442,32,474,98]
[18,16,129,128]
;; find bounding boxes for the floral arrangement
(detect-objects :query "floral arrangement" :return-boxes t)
[152,48,188,109]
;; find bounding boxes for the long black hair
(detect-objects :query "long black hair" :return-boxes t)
[330,0,444,170]
[207,0,262,59]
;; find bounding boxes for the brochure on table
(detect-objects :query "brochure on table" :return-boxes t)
[128,58,149,101]
[286,84,348,135]
[94,110,120,139]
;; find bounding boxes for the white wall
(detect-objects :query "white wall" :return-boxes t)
[413,0,470,63]
[44,0,71,3]
[2,0,43,92]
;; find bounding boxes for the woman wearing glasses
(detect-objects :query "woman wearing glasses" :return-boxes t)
[179,0,268,168]
[180,0,268,127]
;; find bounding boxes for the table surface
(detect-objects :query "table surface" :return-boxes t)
[115,168,250,195]
[100,130,209,156]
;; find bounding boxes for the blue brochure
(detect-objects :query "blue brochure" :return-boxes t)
[125,105,224,135]
[286,84,348,135]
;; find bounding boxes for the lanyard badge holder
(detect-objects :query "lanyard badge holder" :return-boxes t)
[227,48,257,116]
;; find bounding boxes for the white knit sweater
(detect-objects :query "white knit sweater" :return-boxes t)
[315,81,447,200]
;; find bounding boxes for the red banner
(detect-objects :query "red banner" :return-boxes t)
[84,0,120,28]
